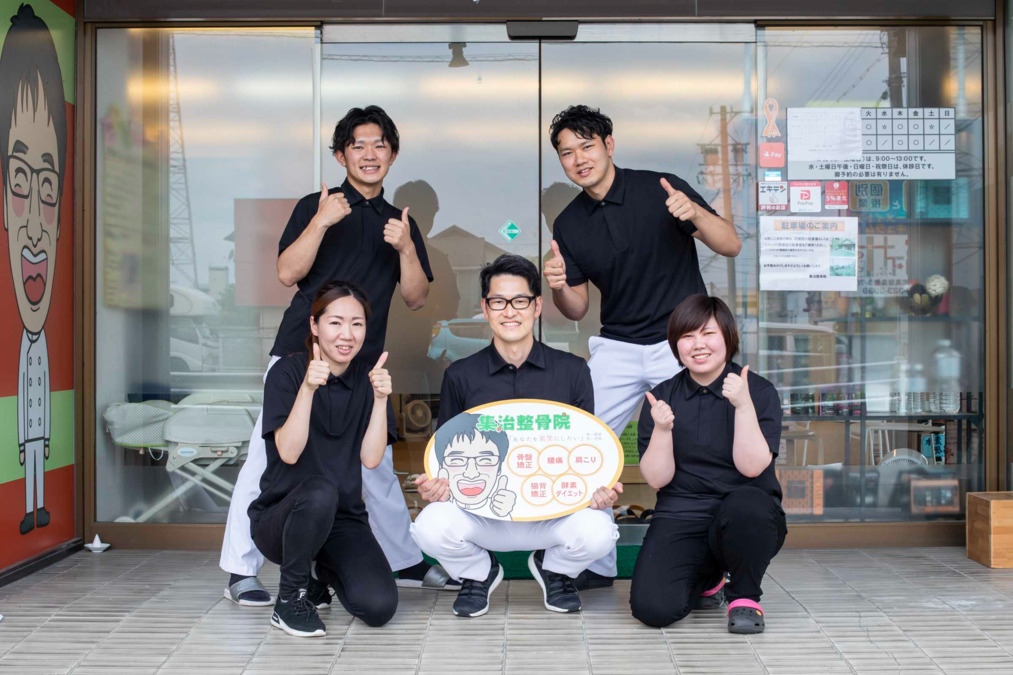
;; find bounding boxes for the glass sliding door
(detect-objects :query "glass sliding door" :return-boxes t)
[92,21,988,533]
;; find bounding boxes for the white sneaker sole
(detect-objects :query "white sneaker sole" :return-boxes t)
[270,613,326,638]
[453,564,504,618]
[527,553,580,614]
[223,588,274,607]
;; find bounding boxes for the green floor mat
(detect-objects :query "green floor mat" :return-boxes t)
[424,544,639,580]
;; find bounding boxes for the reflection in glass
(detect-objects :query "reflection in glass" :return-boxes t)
[95,28,316,523]
[760,27,984,522]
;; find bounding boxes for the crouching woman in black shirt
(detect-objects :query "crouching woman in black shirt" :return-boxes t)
[249,281,398,637]
[630,294,786,634]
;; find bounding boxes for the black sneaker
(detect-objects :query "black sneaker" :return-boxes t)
[307,576,331,609]
[271,589,326,637]
[528,550,581,613]
[452,553,503,618]
[573,568,614,591]
[35,507,50,528]
[19,512,34,535]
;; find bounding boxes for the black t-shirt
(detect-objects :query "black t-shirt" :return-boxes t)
[270,179,434,361]
[553,167,717,345]
[438,340,594,426]
[637,362,782,520]
[250,354,376,523]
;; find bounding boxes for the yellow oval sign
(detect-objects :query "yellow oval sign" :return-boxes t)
[424,399,624,522]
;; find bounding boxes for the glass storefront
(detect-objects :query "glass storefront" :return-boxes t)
[92,23,987,530]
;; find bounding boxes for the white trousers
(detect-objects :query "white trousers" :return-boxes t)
[584,335,682,577]
[24,439,45,512]
[219,356,423,576]
[411,501,618,581]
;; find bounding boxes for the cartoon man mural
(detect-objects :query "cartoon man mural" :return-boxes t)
[433,413,517,519]
[0,5,66,535]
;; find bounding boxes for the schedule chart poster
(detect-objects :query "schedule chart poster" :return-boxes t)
[760,216,859,292]
[787,107,956,180]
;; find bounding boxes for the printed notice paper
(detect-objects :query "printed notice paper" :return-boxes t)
[787,108,862,161]
[760,216,859,292]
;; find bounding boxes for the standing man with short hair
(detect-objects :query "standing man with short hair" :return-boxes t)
[221,105,458,606]
[544,104,742,582]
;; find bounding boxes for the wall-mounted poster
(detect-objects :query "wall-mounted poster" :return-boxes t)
[760,216,859,292]
[0,1,76,571]
[788,107,956,180]
[424,400,624,522]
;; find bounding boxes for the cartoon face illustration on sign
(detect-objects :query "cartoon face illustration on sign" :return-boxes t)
[0,4,66,535]
[433,413,517,519]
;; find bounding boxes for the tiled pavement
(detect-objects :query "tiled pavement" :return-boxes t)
[2,547,1013,674]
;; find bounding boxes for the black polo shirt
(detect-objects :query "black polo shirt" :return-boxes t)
[637,362,782,520]
[552,167,717,345]
[438,340,594,426]
[250,354,375,523]
[270,179,434,362]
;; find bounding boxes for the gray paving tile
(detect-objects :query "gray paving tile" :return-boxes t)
[4,548,1013,674]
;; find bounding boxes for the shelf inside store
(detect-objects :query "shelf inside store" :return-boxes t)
[783,412,981,422]
[813,314,979,324]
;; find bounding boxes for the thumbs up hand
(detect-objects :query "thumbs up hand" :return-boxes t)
[384,207,412,253]
[646,392,675,432]
[303,342,331,392]
[369,352,392,400]
[489,474,517,517]
[721,365,752,410]
[314,182,352,228]
[661,177,700,223]
[544,240,568,290]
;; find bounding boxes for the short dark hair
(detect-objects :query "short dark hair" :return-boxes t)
[666,294,740,366]
[0,4,67,186]
[305,280,371,355]
[549,105,613,150]
[330,105,400,154]
[480,254,540,299]
[434,413,509,465]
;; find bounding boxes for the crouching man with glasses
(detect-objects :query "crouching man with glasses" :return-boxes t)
[411,254,620,618]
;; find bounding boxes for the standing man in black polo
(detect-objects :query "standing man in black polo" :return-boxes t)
[544,105,742,582]
[222,105,455,606]
[411,255,621,618]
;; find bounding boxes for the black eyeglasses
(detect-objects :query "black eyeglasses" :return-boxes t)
[484,295,535,311]
[7,155,60,207]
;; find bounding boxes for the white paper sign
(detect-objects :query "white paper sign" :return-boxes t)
[424,400,624,522]
[760,216,859,292]
[789,181,821,212]
[758,181,788,211]
[787,107,862,161]
[790,107,956,180]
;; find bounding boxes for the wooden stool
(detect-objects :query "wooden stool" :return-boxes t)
[967,492,1013,568]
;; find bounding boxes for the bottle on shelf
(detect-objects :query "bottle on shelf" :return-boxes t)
[891,359,910,414]
[907,363,927,415]
[931,339,962,414]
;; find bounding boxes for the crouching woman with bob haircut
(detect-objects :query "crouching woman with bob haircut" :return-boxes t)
[249,280,398,637]
[630,294,786,634]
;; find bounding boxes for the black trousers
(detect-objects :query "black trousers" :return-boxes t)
[630,485,787,628]
[251,475,398,627]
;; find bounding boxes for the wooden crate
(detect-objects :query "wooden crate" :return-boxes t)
[966,492,1013,568]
